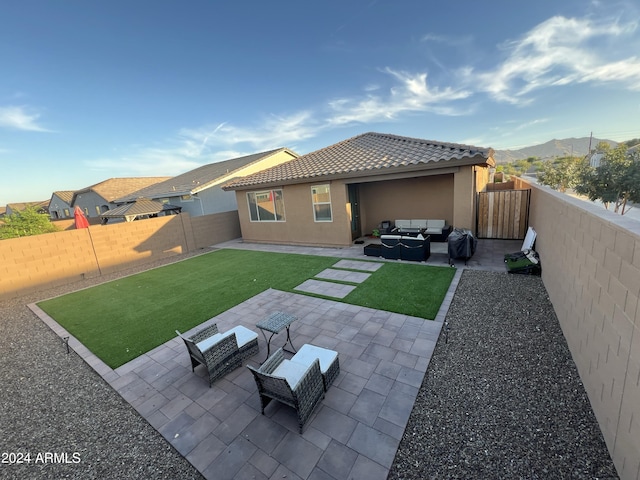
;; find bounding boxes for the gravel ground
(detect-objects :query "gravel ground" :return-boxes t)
[388,270,619,480]
[1,254,619,479]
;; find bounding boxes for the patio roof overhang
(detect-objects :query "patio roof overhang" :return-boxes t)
[100,199,182,223]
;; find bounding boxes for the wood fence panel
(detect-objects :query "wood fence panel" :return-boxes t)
[477,189,530,239]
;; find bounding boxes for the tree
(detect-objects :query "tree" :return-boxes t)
[0,205,59,239]
[537,156,583,192]
[574,144,640,214]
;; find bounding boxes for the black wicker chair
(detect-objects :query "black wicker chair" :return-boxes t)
[176,323,259,387]
[247,348,325,433]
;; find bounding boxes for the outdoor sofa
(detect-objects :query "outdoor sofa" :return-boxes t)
[393,219,452,241]
[176,323,259,387]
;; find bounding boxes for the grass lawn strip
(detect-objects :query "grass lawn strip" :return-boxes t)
[37,249,454,369]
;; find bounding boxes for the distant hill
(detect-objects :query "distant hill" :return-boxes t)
[493,137,617,164]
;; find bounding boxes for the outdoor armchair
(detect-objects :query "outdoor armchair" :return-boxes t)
[176,323,259,387]
[247,348,325,433]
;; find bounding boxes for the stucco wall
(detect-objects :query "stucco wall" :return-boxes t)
[358,175,454,234]
[515,177,640,480]
[236,182,352,247]
[0,211,240,301]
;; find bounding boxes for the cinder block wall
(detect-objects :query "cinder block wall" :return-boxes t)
[0,212,241,301]
[516,177,640,480]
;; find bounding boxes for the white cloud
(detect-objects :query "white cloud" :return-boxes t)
[0,105,51,132]
[473,16,640,103]
[326,68,472,126]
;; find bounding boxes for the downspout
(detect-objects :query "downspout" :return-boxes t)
[194,194,205,216]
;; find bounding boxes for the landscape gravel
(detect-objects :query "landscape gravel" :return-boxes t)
[1,253,619,479]
[388,269,619,479]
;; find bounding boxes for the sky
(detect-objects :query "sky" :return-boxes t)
[1,0,640,206]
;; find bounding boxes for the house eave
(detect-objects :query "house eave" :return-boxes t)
[224,154,493,191]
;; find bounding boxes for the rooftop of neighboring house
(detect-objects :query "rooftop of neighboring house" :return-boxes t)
[52,190,76,204]
[6,200,50,213]
[115,148,298,203]
[71,177,172,205]
[222,132,495,190]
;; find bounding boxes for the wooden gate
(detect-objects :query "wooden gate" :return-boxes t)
[476,189,530,239]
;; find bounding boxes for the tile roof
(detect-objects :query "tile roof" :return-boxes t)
[223,132,494,189]
[6,200,50,212]
[73,177,172,203]
[116,148,297,202]
[52,191,75,203]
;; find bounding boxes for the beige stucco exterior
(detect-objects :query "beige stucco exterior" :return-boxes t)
[234,164,489,247]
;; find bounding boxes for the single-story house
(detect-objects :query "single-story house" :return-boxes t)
[113,148,299,217]
[222,132,495,247]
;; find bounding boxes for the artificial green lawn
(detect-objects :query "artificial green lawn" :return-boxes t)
[37,249,455,369]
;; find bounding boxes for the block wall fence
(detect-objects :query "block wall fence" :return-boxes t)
[515,177,640,480]
[0,211,241,301]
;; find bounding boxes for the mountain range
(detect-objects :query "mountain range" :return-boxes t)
[493,137,617,164]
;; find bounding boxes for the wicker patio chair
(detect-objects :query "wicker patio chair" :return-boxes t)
[247,348,325,433]
[176,323,259,387]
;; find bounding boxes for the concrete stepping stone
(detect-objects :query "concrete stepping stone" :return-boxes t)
[315,268,371,284]
[294,279,357,299]
[333,259,383,272]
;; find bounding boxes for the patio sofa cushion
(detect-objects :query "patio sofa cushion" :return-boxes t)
[271,359,310,390]
[425,219,446,234]
[196,325,257,352]
[394,218,451,241]
[290,344,340,391]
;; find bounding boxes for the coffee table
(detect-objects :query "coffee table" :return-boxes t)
[256,311,297,362]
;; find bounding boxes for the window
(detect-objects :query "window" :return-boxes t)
[247,189,285,222]
[63,208,70,217]
[311,185,332,222]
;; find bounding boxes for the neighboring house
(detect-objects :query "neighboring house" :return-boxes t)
[113,148,299,217]
[49,191,75,219]
[71,177,171,221]
[100,199,182,223]
[5,200,49,216]
[222,132,495,247]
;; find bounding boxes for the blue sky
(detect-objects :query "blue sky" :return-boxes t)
[1,0,640,205]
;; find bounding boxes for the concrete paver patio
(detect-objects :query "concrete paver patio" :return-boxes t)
[29,238,522,479]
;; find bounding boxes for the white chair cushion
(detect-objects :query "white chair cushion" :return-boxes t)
[272,359,309,389]
[291,344,338,375]
[196,325,257,351]
[226,326,258,348]
[381,234,401,240]
[196,333,223,352]
[410,219,428,229]
[426,219,445,229]
[395,220,411,229]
